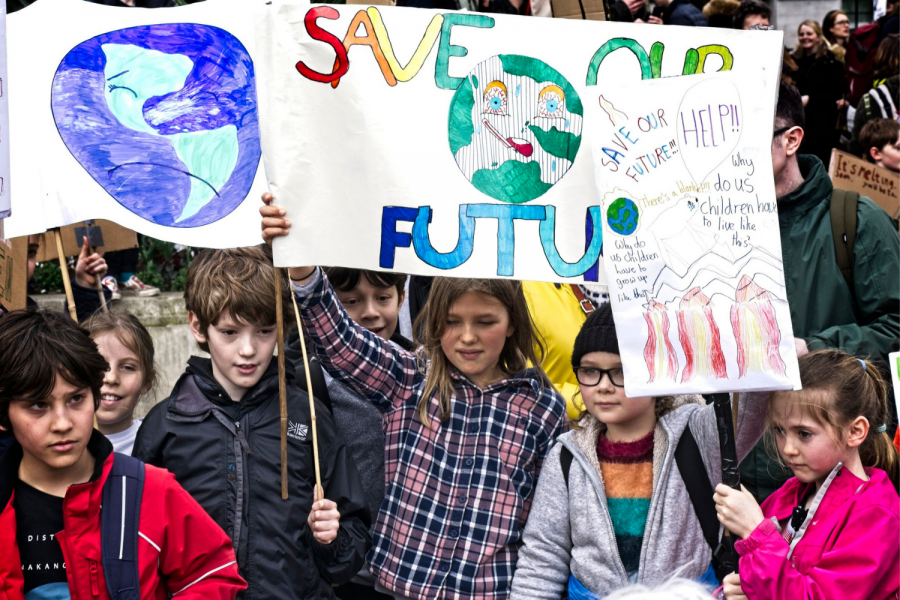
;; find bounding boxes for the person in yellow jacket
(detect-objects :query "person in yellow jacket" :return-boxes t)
[522,281,608,419]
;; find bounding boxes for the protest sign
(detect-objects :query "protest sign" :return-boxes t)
[0,235,27,312]
[34,220,138,262]
[0,2,10,219]
[258,3,786,284]
[2,0,266,248]
[828,149,900,219]
[592,73,801,396]
[890,352,900,430]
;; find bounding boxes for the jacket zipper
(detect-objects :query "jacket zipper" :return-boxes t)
[635,428,669,584]
[89,559,100,597]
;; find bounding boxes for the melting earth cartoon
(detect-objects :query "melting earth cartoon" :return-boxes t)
[448,55,583,204]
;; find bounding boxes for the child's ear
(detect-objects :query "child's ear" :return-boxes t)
[506,324,515,338]
[846,416,870,449]
[397,289,406,307]
[870,146,883,164]
[188,312,208,345]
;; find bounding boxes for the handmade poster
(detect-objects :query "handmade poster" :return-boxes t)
[2,0,265,248]
[0,235,27,312]
[592,72,801,396]
[0,2,9,219]
[34,220,138,262]
[829,149,899,219]
[258,2,786,283]
[890,351,900,425]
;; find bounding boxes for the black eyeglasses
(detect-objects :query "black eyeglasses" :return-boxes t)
[573,366,625,387]
[773,126,796,137]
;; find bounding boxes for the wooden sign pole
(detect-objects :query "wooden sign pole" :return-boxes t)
[53,229,78,323]
[289,275,323,499]
[274,269,289,500]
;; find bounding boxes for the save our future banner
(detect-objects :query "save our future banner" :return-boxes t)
[592,73,801,395]
[260,1,786,288]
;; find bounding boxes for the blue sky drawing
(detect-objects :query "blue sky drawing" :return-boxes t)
[51,24,260,227]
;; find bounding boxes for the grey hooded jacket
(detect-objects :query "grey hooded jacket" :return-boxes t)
[511,392,768,598]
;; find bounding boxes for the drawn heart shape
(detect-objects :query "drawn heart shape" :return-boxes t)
[675,79,742,185]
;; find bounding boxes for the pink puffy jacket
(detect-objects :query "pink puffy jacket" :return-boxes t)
[736,465,899,599]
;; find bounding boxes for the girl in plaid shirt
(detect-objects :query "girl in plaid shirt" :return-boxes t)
[261,194,568,599]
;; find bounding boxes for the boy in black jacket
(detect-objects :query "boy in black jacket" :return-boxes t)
[133,247,370,599]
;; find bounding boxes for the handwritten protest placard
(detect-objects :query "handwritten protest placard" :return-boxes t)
[258,2,786,283]
[0,235,27,312]
[592,73,801,396]
[0,2,10,219]
[829,149,899,219]
[2,0,266,247]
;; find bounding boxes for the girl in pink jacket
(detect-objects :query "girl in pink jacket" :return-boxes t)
[714,349,899,600]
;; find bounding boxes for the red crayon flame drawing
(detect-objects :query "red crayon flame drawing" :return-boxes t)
[730,276,787,378]
[483,120,534,157]
[644,300,679,383]
[677,287,728,383]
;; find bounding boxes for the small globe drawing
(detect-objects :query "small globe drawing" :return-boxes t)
[607,197,640,236]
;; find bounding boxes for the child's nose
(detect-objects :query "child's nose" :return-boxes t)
[239,335,256,356]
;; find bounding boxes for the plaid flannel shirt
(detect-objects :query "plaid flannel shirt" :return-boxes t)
[293,269,567,599]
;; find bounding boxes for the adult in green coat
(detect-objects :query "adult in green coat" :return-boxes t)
[741,83,900,501]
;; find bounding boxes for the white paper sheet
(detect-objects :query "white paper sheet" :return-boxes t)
[0,2,10,219]
[2,0,267,247]
[591,72,801,396]
[259,2,790,285]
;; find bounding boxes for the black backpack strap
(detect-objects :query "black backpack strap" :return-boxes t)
[560,445,574,488]
[830,188,859,290]
[102,453,145,600]
[674,427,719,555]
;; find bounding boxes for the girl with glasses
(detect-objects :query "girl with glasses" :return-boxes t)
[512,304,772,599]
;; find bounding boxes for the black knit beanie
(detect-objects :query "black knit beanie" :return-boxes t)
[571,303,620,368]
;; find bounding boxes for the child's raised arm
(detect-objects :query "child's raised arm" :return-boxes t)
[261,194,420,412]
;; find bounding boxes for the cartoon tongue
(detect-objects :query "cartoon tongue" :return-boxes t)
[483,120,533,157]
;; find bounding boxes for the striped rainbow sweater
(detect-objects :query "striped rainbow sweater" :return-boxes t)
[596,430,654,575]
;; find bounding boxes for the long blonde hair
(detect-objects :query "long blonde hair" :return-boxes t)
[792,20,833,60]
[413,278,545,427]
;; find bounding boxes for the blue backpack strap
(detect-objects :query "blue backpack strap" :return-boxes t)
[101,453,145,600]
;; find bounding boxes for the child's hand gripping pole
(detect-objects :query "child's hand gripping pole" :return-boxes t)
[290,282,323,501]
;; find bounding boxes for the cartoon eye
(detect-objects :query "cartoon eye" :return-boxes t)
[483,81,508,116]
[537,85,565,118]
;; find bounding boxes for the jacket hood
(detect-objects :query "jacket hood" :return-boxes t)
[0,429,113,510]
[181,355,285,414]
[777,154,833,216]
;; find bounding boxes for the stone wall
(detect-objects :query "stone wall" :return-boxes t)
[773,0,842,49]
[34,292,206,418]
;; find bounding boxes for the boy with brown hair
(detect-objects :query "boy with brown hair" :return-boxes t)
[0,309,245,599]
[859,118,900,172]
[132,246,370,599]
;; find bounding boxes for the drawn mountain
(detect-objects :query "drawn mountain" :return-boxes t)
[650,245,786,308]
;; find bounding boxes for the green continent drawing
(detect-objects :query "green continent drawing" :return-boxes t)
[448,55,583,204]
[607,197,640,235]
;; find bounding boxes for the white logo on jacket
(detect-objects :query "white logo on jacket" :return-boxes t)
[287,421,308,441]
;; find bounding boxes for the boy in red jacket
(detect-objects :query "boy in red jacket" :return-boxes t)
[0,309,246,600]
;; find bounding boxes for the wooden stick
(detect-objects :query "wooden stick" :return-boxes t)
[275,269,289,500]
[54,229,78,323]
[289,275,323,500]
[83,226,109,314]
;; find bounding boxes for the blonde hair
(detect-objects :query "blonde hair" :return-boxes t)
[413,278,544,427]
[184,246,288,352]
[83,311,158,399]
[792,20,833,60]
[768,350,899,490]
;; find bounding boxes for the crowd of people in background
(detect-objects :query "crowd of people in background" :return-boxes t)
[0,0,899,599]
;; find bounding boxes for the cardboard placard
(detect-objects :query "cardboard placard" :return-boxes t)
[0,235,27,312]
[829,149,900,219]
[550,0,606,20]
[35,220,138,263]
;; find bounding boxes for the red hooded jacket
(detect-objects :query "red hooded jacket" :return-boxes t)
[0,431,246,600]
